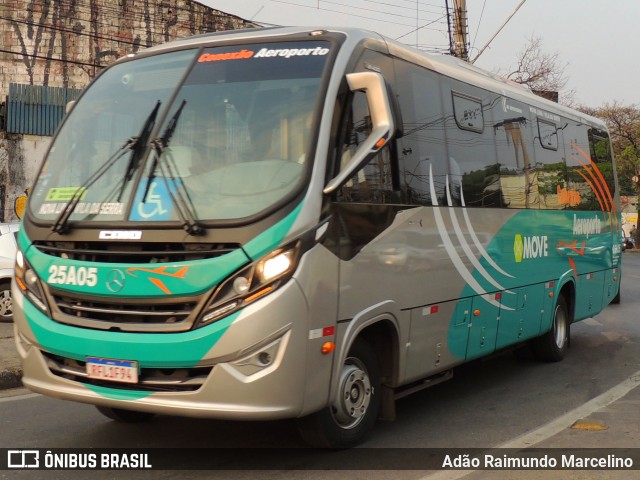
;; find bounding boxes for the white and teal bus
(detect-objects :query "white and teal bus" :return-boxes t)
[13,27,621,448]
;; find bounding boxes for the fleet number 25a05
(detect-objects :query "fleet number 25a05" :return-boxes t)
[48,265,98,287]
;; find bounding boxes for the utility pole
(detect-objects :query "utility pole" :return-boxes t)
[451,0,469,61]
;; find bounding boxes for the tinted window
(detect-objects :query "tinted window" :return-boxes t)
[531,113,566,210]
[443,80,500,208]
[393,60,447,206]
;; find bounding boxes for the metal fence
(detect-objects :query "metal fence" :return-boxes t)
[6,83,82,136]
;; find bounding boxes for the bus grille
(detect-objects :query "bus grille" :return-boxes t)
[32,241,241,263]
[50,291,199,331]
[43,352,212,393]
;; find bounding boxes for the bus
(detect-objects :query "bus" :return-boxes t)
[13,27,621,448]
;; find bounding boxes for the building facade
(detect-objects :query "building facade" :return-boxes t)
[0,0,255,221]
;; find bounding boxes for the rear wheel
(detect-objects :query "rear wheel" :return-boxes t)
[532,295,570,362]
[296,338,380,448]
[96,406,156,423]
[611,282,621,304]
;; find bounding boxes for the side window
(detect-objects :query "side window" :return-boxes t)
[444,81,500,208]
[537,119,558,150]
[335,50,397,204]
[589,128,616,204]
[452,92,484,133]
[393,59,447,206]
[564,123,612,211]
[493,98,536,209]
[532,115,567,210]
[336,91,394,204]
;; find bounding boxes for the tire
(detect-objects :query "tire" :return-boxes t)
[0,281,13,322]
[296,338,381,448]
[96,406,156,423]
[532,296,570,362]
[611,282,621,305]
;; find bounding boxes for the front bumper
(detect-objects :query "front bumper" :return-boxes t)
[13,279,314,420]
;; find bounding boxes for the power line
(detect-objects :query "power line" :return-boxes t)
[0,48,103,68]
[471,0,487,54]
[320,0,443,21]
[395,14,448,40]
[270,0,425,28]
[1,14,144,48]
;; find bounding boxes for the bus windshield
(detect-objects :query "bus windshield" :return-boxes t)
[30,41,331,223]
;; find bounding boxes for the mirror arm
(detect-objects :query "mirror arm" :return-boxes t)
[323,71,395,195]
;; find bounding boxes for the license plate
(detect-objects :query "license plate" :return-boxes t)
[86,357,139,384]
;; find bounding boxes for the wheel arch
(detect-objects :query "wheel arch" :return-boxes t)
[332,301,402,417]
[558,279,576,325]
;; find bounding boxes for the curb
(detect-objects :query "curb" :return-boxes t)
[0,365,22,390]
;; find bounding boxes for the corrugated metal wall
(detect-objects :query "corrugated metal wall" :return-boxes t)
[6,83,82,136]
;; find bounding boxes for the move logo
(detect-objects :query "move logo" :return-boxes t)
[513,234,549,263]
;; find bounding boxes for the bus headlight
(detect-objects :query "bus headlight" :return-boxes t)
[15,249,50,314]
[196,241,301,328]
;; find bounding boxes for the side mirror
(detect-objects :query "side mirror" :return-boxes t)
[65,100,76,114]
[323,71,395,195]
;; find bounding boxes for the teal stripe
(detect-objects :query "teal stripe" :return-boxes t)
[24,244,249,298]
[85,384,152,400]
[243,202,304,260]
[25,300,239,368]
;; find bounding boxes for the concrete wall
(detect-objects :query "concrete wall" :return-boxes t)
[0,0,255,222]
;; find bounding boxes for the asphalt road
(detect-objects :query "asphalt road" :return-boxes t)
[1,253,639,479]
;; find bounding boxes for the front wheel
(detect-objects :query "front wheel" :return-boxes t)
[532,296,570,362]
[96,406,156,423]
[0,282,13,322]
[296,338,381,448]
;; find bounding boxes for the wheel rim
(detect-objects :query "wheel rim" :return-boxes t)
[0,289,12,318]
[331,357,372,429]
[553,304,567,349]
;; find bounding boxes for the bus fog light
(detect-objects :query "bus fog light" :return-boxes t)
[25,269,39,287]
[258,352,272,366]
[229,333,289,378]
[233,277,250,295]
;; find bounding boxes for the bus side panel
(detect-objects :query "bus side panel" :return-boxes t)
[602,266,621,305]
[404,298,469,383]
[496,284,545,349]
[574,271,606,321]
[292,242,341,415]
[465,293,500,360]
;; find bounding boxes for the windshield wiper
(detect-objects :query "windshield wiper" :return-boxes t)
[51,101,162,234]
[143,100,205,236]
[118,101,161,200]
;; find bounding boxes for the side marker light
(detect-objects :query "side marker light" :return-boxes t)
[321,342,335,355]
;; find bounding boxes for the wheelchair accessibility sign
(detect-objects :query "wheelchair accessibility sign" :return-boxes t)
[130,179,174,221]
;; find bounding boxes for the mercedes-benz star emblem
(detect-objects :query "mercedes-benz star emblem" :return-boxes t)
[106,269,126,293]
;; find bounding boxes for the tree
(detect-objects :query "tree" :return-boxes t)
[499,36,576,106]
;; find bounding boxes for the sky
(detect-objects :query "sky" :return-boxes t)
[200,0,640,108]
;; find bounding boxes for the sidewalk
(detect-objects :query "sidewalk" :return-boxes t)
[0,321,21,389]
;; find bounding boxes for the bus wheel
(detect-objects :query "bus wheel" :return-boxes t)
[533,296,570,362]
[296,338,381,448]
[96,406,156,423]
[611,282,621,304]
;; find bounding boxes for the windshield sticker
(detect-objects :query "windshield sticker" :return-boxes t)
[130,178,174,221]
[198,46,330,63]
[38,202,124,216]
[45,187,87,202]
